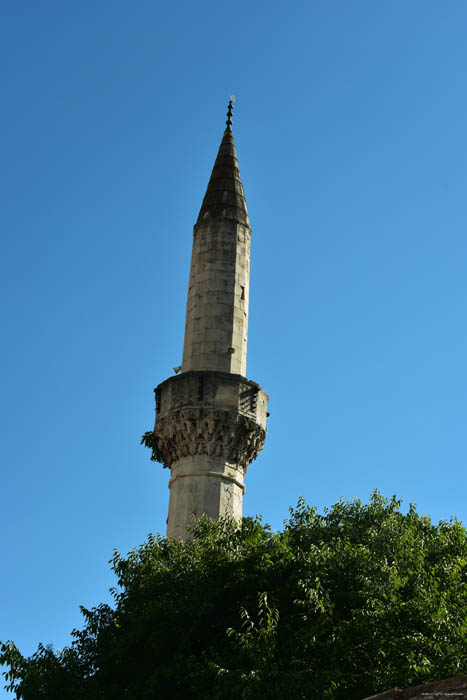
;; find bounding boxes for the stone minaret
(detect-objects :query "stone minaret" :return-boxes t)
[152,100,268,539]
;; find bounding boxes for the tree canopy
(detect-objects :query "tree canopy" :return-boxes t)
[2,491,467,699]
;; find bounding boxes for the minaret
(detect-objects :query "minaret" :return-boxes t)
[151,100,268,539]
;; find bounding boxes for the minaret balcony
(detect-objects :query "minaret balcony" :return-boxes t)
[153,371,268,473]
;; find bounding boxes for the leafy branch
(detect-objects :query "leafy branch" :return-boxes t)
[140,431,169,468]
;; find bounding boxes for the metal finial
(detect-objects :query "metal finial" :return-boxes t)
[226,95,236,127]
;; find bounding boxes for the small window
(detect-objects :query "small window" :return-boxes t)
[155,387,161,413]
[198,376,204,401]
[240,286,245,300]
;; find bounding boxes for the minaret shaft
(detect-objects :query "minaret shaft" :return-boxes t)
[182,219,250,375]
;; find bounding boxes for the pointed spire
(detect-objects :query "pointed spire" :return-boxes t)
[196,98,250,226]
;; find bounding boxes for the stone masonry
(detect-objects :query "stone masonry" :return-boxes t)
[152,102,268,539]
[182,218,250,376]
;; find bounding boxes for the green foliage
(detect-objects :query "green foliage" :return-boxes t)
[3,491,467,699]
[140,430,169,468]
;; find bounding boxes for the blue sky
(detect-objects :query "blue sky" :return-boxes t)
[2,0,467,692]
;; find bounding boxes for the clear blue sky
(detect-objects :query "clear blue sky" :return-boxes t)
[2,0,467,693]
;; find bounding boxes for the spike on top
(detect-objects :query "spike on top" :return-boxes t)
[196,99,249,226]
[226,98,234,129]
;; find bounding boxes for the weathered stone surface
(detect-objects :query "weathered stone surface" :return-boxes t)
[166,454,245,539]
[155,371,267,424]
[182,219,251,375]
[362,675,467,699]
[155,407,265,468]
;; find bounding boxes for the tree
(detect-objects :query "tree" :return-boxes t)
[2,491,467,699]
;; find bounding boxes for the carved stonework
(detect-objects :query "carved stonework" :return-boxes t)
[154,407,266,471]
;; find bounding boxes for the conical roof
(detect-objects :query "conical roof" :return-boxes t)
[196,122,250,227]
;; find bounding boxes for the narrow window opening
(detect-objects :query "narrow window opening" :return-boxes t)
[198,376,204,401]
[240,286,245,300]
[155,388,161,414]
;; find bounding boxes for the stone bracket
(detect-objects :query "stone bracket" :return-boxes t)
[154,406,266,471]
